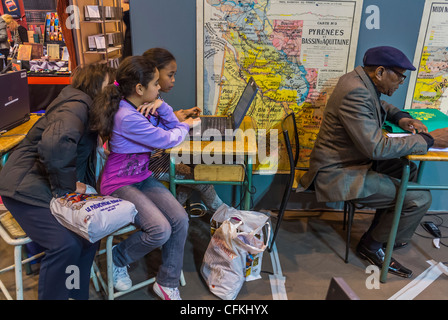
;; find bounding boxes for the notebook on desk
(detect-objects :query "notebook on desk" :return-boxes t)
[383,108,448,133]
[0,70,30,132]
[190,77,258,141]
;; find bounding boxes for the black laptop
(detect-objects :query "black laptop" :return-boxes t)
[0,70,30,132]
[190,77,258,141]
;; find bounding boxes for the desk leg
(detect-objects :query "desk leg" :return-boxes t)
[380,160,410,283]
[243,155,253,210]
[169,156,176,198]
[417,161,425,184]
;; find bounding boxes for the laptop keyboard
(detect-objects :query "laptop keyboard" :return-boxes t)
[201,117,228,133]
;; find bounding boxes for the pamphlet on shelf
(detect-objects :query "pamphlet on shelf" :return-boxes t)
[85,5,101,21]
[94,35,106,52]
[47,44,60,59]
[105,6,112,20]
[29,43,44,59]
[17,44,32,61]
[88,35,97,51]
[61,47,69,61]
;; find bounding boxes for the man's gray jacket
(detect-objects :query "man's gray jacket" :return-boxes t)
[300,66,428,203]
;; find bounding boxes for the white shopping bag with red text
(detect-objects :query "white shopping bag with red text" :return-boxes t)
[201,216,270,300]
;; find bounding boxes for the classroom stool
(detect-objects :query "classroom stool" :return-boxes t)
[0,211,44,300]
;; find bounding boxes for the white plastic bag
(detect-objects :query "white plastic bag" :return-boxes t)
[201,206,271,300]
[210,204,270,281]
[50,185,137,243]
[201,219,246,300]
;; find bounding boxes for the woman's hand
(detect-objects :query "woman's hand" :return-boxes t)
[137,99,164,117]
[398,118,428,134]
[75,182,87,194]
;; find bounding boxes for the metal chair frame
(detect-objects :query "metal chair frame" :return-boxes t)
[268,112,300,251]
[90,147,186,300]
[91,224,186,300]
[0,212,44,300]
[269,112,359,262]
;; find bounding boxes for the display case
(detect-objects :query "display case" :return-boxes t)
[71,0,123,66]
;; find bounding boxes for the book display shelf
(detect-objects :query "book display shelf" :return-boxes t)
[71,0,123,67]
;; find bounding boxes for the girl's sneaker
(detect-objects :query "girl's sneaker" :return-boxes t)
[153,282,182,300]
[112,263,132,291]
[112,245,132,291]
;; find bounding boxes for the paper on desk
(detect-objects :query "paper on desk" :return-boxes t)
[386,133,448,152]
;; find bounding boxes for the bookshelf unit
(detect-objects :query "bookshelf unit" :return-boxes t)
[71,0,123,67]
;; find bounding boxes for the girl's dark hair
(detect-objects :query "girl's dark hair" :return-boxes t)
[142,47,175,70]
[71,63,115,99]
[90,56,157,141]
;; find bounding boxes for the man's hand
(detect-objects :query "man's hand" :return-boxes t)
[430,127,448,148]
[398,118,428,134]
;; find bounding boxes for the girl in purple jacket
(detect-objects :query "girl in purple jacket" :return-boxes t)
[142,48,224,214]
[90,56,197,300]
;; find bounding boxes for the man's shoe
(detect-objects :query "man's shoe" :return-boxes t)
[383,241,409,250]
[356,242,413,278]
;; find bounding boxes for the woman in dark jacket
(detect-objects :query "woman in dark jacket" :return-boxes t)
[0,63,114,300]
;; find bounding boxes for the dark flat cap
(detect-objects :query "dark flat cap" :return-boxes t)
[363,46,416,71]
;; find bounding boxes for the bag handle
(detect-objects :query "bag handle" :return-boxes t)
[233,220,271,253]
[229,216,271,239]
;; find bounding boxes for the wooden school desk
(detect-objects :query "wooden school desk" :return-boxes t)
[166,116,258,210]
[381,150,448,283]
[0,114,41,167]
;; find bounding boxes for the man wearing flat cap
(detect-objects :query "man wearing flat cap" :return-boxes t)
[300,46,448,278]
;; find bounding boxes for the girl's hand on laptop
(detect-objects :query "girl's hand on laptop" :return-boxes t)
[183,117,201,128]
[185,107,201,118]
[175,107,201,121]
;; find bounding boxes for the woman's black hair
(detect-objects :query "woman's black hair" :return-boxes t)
[142,47,176,70]
[90,56,157,141]
[71,63,115,99]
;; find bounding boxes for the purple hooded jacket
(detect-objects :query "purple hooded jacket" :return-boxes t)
[100,99,189,195]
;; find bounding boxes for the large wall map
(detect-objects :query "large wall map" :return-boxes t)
[406,0,448,115]
[197,0,362,172]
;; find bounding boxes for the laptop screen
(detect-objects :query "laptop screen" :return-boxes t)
[232,77,258,129]
[0,70,30,132]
